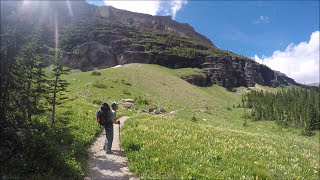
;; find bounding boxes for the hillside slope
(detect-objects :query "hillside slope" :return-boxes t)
[1,62,317,178]
[65,64,318,179]
[1,1,300,88]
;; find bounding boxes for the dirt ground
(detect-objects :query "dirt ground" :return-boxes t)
[84,116,138,180]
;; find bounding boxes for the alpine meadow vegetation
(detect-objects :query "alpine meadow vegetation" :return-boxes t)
[1,62,319,179]
[1,1,318,179]
[72,64,319,179]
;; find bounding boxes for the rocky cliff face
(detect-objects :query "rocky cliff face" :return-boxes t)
[200,56,299,88]
[118,52,299,88]
[103,6,214,46]
[1,1,301,88]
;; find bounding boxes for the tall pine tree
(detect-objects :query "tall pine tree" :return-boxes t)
[47,55,70,126]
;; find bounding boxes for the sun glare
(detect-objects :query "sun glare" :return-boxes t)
[22,0,31,6]
[19,0,75,58]
[55,14,59,58]
[66,0,74,17]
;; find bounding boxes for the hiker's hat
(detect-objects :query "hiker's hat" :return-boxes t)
[111,102,120,107]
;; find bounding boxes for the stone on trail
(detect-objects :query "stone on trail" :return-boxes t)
[122,99,135,103]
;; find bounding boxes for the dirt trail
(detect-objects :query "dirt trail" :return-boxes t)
[85,116,138,180]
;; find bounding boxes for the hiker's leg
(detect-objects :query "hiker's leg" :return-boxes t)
[106,126,114,151]
[104,126,108,150]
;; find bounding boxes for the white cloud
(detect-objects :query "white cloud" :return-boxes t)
[254,31,319,84]
[169,0,188,19]
[254,15,269,24]
[103,1,161,15]
[103,0,187,19]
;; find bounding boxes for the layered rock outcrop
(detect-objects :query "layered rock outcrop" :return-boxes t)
[199,56,299,88]
[2,1,301,88]
[103,6,214,46]
[119,52,202,69]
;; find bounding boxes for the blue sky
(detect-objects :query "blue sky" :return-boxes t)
[175,1,319,58]
[87,0,319,83]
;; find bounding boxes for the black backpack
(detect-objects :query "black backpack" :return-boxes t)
[96,103,111,126]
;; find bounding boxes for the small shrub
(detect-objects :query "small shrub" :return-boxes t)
[123,89,131,95]
[252,168,271,180]
[92,81,107,88]
[54,127,74,145]
[228,87,236,92]
[91,71,101,76]
[191,116,198,123]
[243,118,248,127]
[301,129,315,136]
[125,143,141,152]
[92,99,103,105]
[122,79,132,86]
[135,96,149,105]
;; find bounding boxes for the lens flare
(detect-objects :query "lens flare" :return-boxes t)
[18,0,77,58]
[66,0,74,17]
[55,13,59,58]
[22,0,31,6]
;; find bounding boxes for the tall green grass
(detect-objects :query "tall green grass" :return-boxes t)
[59,64,318,178]
[121,114,318,179]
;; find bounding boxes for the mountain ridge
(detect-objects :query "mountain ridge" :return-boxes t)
[1,1,302,88]
[102,5,215,47]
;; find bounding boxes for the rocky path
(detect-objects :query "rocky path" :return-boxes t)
[85,116,138,180]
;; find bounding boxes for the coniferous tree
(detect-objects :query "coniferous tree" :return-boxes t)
[12,40,48,121]
[1,28,22,119]
[243,87,319,131]
[47,55,70,126]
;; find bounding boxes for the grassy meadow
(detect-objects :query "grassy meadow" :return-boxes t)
[56,64,318,179]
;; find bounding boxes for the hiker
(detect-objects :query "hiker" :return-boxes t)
[97,102,120,154]
[106,102,120,154]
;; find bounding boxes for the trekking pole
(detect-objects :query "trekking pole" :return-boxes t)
[119,121,121,151]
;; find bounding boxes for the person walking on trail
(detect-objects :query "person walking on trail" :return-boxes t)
[97,102,120,154]
[107,102,120,153]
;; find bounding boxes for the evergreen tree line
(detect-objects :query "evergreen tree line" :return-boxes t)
[1,23,70,176]
[1,32,69,127]
[242,87,320,131]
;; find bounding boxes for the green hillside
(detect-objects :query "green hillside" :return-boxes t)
[62,64,318,179]
[1,2,317,179]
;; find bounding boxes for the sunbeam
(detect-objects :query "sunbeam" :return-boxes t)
[22,0,31,6]
[55,13,59,58]
[66,0,74,17]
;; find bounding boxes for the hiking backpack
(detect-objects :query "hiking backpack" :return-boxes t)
[96,103,111,126]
